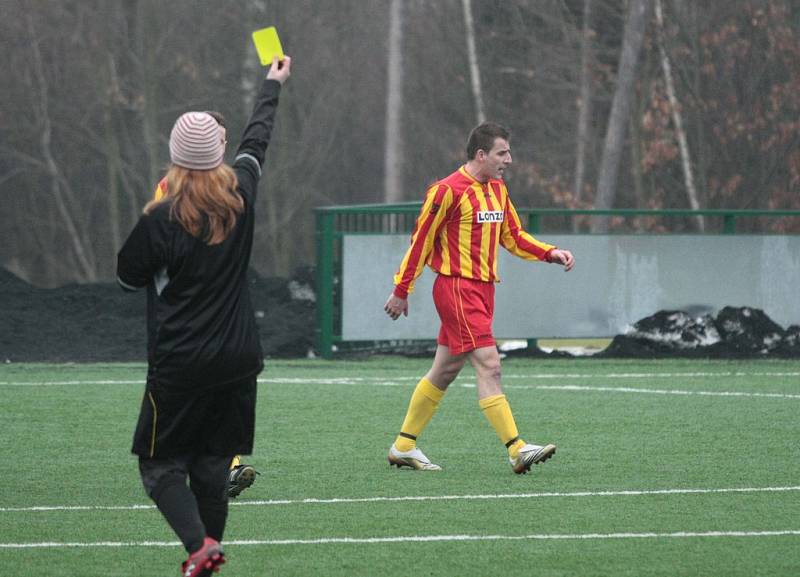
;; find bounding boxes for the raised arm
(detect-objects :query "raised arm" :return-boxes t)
[234,56,292,199]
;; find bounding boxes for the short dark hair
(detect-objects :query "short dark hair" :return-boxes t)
[466,122,510,160]
[204,110,226,129]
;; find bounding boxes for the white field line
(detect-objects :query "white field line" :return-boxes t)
[2,530,800,549]
[511,384,800,399]
[3,485,799,513]
[0,380,143,386]
[262,371,800,383]
[2,374,798,400]
[504,372,800,379]
[1,371,798,387]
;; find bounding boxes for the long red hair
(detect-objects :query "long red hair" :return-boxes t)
[145,164,243,245]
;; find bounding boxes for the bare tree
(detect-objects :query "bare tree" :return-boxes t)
[102,53,124,253]
[133,1,162,197]
[26,11,97,281]
[573,0,594,225]
[384,0,404,203]
[3,0,797,286]
[462,0,486,124]
[655,0,703,231]
[592,0,654,232]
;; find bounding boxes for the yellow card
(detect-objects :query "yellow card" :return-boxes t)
[251,27,285,66]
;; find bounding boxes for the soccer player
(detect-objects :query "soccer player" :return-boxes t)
[117,56,291,576]
[384,122,575,474]
[152,111,258,501]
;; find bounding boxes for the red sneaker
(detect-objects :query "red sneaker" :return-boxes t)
[181,537,225,577]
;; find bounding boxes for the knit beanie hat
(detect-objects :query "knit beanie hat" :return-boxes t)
[169,112,225,170]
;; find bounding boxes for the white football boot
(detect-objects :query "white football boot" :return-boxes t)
[510,443,556,474]
[388,444,442,471]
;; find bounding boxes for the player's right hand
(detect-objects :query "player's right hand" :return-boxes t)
[384,293,408,321]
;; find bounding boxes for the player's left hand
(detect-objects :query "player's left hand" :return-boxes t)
[267,55,292,84]
[550,249,575,271]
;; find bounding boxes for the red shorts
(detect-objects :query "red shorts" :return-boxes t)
[433,275,495,355]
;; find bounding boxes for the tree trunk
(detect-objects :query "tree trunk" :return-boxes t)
[462,0,485,124]
[573,0,593,231]
[103,54,123,256]
[655,0,704,231]
[591,0,654,232]
[688,1,707,213]
[384,0,404,205]
[629,112,645,208]
[136,1,160,200]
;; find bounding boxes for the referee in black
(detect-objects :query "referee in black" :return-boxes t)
[116,56,291,576]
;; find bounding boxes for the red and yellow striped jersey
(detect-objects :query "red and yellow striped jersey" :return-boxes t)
[153,177,168,201]
[393,166,554,299]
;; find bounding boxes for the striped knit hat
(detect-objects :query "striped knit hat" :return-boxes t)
[169,112,225,170]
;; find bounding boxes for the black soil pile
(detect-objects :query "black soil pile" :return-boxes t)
[0,266,315,363]
[597,306,800,358]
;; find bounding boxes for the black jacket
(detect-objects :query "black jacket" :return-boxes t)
[117,78,282,391]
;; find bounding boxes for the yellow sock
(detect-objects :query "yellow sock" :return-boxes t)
[479,394,526,459]
[394,378,446,452]
[230,455,241,470]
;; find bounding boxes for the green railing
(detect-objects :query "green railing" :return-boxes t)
[314,206,800,358]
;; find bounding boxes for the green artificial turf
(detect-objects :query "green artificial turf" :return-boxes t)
[1,358,798,576]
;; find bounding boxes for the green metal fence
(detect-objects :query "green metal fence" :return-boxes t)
[314,206,800,358]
